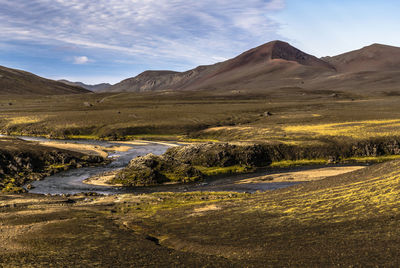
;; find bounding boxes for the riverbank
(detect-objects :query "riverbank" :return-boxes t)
[83,164,367,193]
[0,137,106,193]
[2,135,400,195]
[83,170,121,187]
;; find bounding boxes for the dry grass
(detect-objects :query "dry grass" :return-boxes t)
[2,91,400,145]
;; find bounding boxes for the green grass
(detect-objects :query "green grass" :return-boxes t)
[270,159,330,168]
[195,165,250,176]
[48,163,70,169]
[124,134,183,141]
[66,135,100,140]
[161,172,200,182]
[1,182,25,193]
[343,155,400,163]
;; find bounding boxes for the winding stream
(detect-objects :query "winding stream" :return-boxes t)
[3,136,362,195]
[17,136,171,195]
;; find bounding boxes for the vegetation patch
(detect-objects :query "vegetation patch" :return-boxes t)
[195,165,250,176]
[270,159,330,168]
[343,155,400,163]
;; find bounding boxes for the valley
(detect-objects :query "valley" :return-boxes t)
[3,40,400,266]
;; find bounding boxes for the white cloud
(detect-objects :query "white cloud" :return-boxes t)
[73,56,89,64]
[0,0,286,67]
[266,0,285,10]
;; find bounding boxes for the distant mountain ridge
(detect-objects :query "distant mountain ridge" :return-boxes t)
[0,66,90,95]
[103,40,400,95]
[107,40,335,93]
[58,80,112,92]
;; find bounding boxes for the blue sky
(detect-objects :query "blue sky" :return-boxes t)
[0,0,399,84]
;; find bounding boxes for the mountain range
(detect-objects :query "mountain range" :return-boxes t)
[2,40,400,95]
[107,41,400,95]
[58,80,112,92]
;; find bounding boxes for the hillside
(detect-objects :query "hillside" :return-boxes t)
[323,43,400,73]
[107,41,336,93]
[0,66,90,95]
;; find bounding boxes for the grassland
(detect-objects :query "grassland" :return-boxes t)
[2,160,400,266]
[114,160,400,266]
[1,90,400,144]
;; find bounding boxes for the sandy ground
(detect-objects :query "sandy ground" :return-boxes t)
[236,166,365,184]
[83,170,121,186]
[38,141,131,158]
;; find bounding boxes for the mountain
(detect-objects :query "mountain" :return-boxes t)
[107,41,336,93]
[0,66,90,95]
[58,80,112,92]
[322,44,400,73]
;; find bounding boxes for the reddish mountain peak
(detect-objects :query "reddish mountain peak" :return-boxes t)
[220,40,334,72]
[229,40,286,66]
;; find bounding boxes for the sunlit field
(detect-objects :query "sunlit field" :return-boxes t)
[2,91,400,145]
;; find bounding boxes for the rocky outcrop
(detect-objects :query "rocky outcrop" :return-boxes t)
[112,153,203,187]
[114,137,400,187]
[0,137,105,192]
[164,143,272,167]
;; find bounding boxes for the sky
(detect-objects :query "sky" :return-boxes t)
[0,0,400,84]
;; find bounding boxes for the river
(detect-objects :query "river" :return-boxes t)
[3,136,363,195]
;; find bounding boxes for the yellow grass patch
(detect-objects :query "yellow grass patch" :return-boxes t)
[251,164,400,224]
[6,116,47,125]
[283,119,400,139]
[193,204,221,213]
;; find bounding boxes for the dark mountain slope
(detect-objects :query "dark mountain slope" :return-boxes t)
[0,66,90,95]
